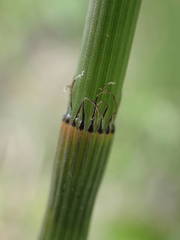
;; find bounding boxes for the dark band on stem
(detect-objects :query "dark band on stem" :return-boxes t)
[62,113,115,134]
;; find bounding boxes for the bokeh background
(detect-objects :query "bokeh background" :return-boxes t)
[0,0,180,239]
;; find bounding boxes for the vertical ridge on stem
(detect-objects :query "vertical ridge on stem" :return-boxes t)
[39,0,141,239]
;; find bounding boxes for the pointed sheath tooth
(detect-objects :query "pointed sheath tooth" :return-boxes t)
[88,120,94,133]
[97,119,103,134]
[79,120,85,131]
[106,125,110,134]
[63,113,71,124]
[72,119,76,127]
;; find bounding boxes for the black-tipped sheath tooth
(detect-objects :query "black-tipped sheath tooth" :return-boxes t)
[72,119,76,127]
[106,125,110,134]
[63,114,70,124]
[97,119,103,134]
[79,120,85,131]
[88,120,94,133]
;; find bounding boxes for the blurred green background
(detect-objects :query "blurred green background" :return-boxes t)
[0,0,180,239]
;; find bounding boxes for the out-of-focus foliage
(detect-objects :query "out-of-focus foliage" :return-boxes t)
[0,0,180,240]
[0,0,87,58]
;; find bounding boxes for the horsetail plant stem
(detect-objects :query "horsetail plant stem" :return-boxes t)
[39,1,141,240]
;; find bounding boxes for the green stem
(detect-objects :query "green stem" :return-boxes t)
[70,0,142,130]
[39,0,141,240]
